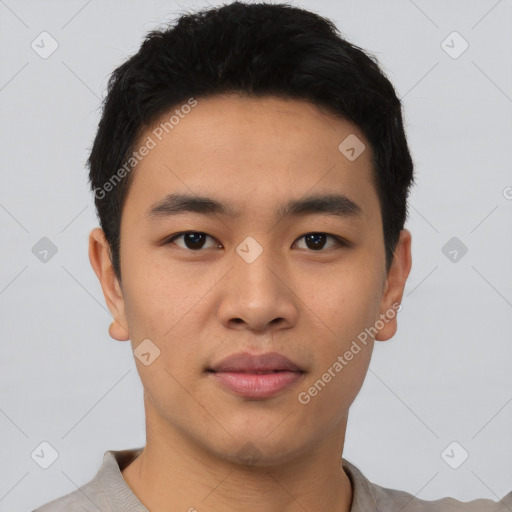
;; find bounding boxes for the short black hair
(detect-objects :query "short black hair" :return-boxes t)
[87,0,414,281]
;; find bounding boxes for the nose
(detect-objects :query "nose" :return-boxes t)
[217,245,299,333]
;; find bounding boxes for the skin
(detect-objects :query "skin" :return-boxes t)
[89,93,412,512]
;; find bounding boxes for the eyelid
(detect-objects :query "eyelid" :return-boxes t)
[164,231,220,249]
[163,231,349,251]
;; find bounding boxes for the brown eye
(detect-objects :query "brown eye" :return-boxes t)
[164,231,347,252]
[294,233,346,251]
[166,232,220,250]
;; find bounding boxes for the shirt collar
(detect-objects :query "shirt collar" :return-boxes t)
[98,447,379,512]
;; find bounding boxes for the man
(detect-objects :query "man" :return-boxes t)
[33,1,511,511]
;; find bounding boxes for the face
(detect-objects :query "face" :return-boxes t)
[90,93,411,466]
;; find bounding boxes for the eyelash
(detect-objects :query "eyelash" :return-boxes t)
[163,231,349,252]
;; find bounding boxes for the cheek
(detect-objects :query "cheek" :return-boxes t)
[296,261,383,341]
[294,335,373,444]
[120,258,215,387]
[296,272,379,421]
[120,249,199,336]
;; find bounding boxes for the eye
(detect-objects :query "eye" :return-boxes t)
[294,232,348,251]
[164,231,348,252]
[165,231,220,250]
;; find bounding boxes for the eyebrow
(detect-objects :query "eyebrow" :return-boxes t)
[146,192,363,222]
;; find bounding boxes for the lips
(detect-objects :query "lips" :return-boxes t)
[207,351,305,399]
[208,351,304,373]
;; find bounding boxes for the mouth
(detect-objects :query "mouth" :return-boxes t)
[206,369,303,374]
[206,368,306,399]
[205,351,306,399]
[207,351,304,373]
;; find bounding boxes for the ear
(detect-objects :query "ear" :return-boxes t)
[375,229,412,342]
[88,227,130,341]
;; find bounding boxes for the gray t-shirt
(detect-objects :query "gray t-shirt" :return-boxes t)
[32,447,511,512]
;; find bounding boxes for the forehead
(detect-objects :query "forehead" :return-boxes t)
[146,93,370,159]
[123,94,379,224]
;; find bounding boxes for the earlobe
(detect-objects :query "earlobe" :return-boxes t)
[375,229,412,342]
[88,227,130,341]
[109,320,130,341]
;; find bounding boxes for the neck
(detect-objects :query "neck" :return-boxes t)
[122,400,353,512]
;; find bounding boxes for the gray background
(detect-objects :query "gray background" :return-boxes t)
[1,0,511,510]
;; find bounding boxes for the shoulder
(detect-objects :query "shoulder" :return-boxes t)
[31,448,144,512]
[32,479,108,512]
[370,479,508,511]
[342,458,511,512]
